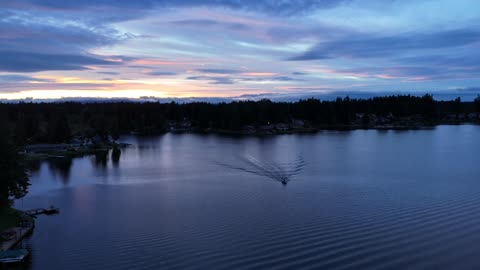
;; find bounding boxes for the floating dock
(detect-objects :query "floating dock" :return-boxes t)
[25,207,59,216]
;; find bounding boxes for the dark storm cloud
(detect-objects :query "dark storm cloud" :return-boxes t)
[0,51,120,72]
[289,29,480,60]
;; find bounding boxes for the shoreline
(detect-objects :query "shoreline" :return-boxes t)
[0,209,34,252]
[24,142,130,161]
[143,121,478,136]
[21,122,478,161]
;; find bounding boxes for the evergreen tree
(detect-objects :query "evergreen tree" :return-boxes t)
[475,96,480,112]
[0,120,30,208]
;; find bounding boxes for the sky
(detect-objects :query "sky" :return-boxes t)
[0,0,479,100]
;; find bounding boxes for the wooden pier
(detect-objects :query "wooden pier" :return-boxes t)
[25,207,59,216]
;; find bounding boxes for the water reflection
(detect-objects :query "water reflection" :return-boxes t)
[47,158,73,184]
[16,127,480,270]
[111,148,121,167]
[92,150,108,168]
[26,159,42,174]
[217,154,305,185]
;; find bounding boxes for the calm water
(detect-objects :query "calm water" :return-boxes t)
[10,125,480,270]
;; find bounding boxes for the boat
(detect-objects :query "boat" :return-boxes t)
[0,249,29,264]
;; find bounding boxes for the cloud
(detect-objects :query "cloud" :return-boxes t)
[267,24,352,43]
[398,54,480,68]
[145,71,177,76]
[97,71,120,75]
[292,72,307,75]
[0,74,52,82]
[209,78,235,84]
[196,69,241,74]
[0,10,132,72]
[289,28,480,60]
[3,1,350,16]
[170,19,249,30]
[236,93,275,98]
[241,76,302,82]
[0,11,126,54]
[0,51,121,72]
[1,0,479,98]
[187,76,234,84]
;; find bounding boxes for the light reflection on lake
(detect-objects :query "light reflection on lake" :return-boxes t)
[14,125,480,270]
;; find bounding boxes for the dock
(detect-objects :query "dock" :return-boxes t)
[25,207,59,216]
[0,225,34,252]
[0,207,58,264]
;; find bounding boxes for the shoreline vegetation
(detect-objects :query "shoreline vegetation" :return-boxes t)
[0,121,34,255]
[0,208,34,254]
[24,141,129,161]
[1,94,479,160]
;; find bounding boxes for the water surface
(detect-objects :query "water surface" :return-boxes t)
[12,125,480,270]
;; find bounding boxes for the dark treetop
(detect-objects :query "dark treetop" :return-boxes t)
[1,94,479,145]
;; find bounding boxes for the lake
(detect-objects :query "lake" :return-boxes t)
[11,125,480,270]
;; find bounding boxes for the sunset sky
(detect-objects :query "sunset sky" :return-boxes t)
[1,0,479,100]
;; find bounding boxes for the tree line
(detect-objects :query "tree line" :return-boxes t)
[0,94,479,145]
[0,119,29,208]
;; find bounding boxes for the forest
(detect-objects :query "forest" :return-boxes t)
[1,94,479,145]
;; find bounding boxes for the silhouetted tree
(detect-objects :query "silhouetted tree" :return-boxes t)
[0,94,477,145]
[475,96,480,112]
[47,115,71,142]
[453,97,462,117]
[0,120,30,208]
[111,147,121,167]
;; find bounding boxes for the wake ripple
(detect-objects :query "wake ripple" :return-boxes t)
[216,154,305,185]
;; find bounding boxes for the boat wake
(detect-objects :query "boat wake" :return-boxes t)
[216,154,305,185]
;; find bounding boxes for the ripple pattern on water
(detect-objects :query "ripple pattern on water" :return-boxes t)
[17,127,480,270]
[216,154,305,185]
[17,182,480,270]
